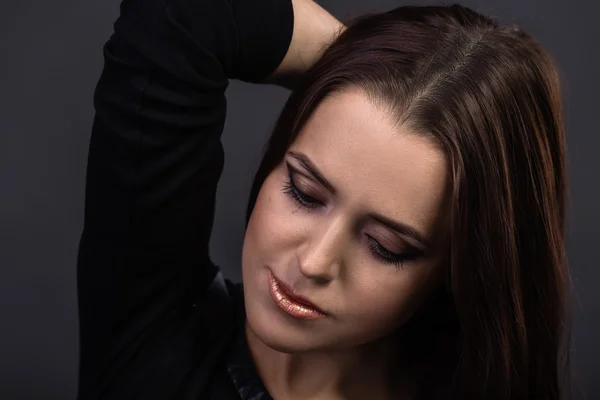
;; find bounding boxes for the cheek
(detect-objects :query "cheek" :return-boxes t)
[344,267,439,334]
[243,171,300,266]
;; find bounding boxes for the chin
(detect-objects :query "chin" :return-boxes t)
[247,315,319,354]
[253,330,306,354]
[244,294,327,354]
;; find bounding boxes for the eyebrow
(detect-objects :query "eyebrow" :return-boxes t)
[286,151,431,250]
[367,213,430,251]
[288,151,337,194]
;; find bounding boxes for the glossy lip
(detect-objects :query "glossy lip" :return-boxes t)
[268,270,327,320]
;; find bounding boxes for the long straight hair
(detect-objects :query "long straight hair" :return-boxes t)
[246,5,571,399]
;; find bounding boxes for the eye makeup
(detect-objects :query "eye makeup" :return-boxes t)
[281,161,422,269]
[282,162,322,210]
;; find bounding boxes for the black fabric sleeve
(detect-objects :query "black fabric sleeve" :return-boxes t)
[76,0,293,397]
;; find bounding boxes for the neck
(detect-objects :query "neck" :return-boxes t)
[245,322,415,400]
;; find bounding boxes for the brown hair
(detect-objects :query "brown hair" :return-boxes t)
[246,4,571,399]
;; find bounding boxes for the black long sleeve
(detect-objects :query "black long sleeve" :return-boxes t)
[76,0,293,398]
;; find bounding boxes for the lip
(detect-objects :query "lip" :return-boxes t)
[268,270,326,320]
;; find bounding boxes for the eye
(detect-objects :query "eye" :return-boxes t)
[282,164,323,210]
[366,234,418,269]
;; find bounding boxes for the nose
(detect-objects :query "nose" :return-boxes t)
[296,216,347,283]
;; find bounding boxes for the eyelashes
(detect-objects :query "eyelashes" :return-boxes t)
[282,173,321,210]
[281,164,415,269]
[366,235,416,268]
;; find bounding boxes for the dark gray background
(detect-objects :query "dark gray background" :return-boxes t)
[1,0,597,398]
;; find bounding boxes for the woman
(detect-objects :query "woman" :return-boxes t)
[77,0,571,398]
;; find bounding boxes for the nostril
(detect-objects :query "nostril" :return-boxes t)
[312,276,331,286]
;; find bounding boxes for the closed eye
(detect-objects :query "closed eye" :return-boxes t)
[366,234,420,269]
[282,163,323,209]
[281,161,423,270]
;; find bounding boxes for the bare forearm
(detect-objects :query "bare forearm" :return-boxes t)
[265,0,345,86]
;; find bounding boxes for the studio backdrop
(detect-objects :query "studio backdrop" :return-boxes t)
[1,0,598,398]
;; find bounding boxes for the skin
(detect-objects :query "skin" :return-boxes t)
[263,0,345,89]
[242,87,451,400]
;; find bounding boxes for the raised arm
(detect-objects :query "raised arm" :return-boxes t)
[266,0,345,87]
[77,0,342,397]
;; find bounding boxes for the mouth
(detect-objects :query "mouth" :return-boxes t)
[268,270,327,320]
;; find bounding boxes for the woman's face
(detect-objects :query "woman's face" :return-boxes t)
[242,88,449,353]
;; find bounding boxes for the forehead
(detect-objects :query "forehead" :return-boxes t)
[289,88,449,237]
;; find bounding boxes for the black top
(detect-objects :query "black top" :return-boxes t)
[76,0,294,398]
